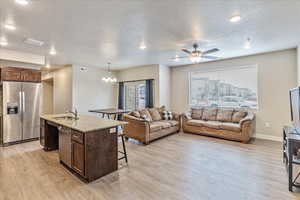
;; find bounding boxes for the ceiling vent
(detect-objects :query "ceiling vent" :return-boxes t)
[24,38,44,47]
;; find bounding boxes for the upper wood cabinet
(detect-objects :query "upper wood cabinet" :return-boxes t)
[21,69,41,82]
[0,67,41,83]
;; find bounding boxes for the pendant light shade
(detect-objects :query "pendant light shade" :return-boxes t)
[102,62,117,83]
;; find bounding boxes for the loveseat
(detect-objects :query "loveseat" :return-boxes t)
[182,107,255,143]
[123,107,181,144]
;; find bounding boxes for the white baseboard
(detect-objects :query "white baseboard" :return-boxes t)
[254,133,282,142]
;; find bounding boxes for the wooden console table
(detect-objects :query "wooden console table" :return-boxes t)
[283,126,300,191]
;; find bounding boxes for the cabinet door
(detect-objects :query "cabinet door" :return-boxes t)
[1,67,22,81]
[59,127,72,167]
[72,141,85,176]
[21,70,41,83]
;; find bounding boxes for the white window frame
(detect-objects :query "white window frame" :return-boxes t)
[188,64,258,109]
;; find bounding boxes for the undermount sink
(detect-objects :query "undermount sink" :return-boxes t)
[54,116,77,121]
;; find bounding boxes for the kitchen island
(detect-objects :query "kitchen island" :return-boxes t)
[40,114,127,182]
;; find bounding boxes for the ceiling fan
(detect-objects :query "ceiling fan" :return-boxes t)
[173,43,220,62]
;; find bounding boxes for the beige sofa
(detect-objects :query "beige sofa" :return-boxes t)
[123,107,181,144]
[182,107,255,143]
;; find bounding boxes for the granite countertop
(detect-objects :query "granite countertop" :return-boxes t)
[41,114,127,133]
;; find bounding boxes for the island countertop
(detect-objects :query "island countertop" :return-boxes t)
[41,114,127,133]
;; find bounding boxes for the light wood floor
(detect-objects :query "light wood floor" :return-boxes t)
[0,132,300,200]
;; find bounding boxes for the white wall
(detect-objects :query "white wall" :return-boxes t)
[297,46,300,85]
[171,49,297,140]
[159,65,171,109]
[42,66,73,114]
[116,64,160,107]
[41,79,54,114]
[72,65,117,115]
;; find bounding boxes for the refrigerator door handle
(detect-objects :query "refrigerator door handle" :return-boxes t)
[22,91,25,113]
[19,91,22,113]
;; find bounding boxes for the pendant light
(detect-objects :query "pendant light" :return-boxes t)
[102,62,117,83]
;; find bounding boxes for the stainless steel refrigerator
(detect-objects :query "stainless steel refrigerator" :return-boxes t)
[2,81,41,144]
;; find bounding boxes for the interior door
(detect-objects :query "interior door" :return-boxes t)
[2,82,23,143]
[22,82,41,140]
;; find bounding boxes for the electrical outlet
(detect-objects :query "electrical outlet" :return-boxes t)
[265,122,270,128]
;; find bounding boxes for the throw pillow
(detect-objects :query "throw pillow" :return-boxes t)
[131,111,141,118]
[232,110,247,123]
[141,114,151,122]
[139,109,153,122]
[162,111,173,120]
[148,108,162,121]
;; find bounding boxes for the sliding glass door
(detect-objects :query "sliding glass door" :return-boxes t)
[124,81,146,110]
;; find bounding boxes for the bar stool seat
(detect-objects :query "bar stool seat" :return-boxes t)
[118,133,128,163]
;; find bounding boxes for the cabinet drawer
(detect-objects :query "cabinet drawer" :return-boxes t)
[72,131,84,144]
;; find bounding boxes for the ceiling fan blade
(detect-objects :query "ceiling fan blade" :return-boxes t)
[171,56,189,60]
[201,55,220,59]
[202,48,219,55]
[182,48,191,54]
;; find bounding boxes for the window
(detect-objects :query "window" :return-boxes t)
[189,65,258,109]
[124,81,146,110]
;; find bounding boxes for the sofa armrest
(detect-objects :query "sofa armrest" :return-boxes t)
[172,112,181,121]
[239,112,256,142]
[123,114,151,144]
[239,112,255,125]
[182,112,192,121]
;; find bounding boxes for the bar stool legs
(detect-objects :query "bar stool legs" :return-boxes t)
[118,133,128,163]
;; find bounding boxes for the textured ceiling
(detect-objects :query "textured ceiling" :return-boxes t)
[0,0,299,69]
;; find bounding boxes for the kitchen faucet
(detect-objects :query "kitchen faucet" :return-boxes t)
[66,108,79,120]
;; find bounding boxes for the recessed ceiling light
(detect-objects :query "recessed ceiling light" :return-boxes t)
[140,43,147,50]
[0,38,8,46]
[15,0,29,5]
[229,15,241,23]
[4,24,16,30]
[49,48,57,55]
[244,38,251,49]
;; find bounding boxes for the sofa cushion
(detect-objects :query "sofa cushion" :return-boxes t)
[165,120,179,127]
[201,121,221,129]
[191,108,203,120]
[154,121,172,129]
[232,110,247,123]
[216,109,234,122]
[220,122,241,132]
[149,122,162,132]
[148,108,162,121]
[202,108,218,121]
[186,119,205,127]
[139,109,153,122]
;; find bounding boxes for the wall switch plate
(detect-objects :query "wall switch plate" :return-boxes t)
[265,122,270,128]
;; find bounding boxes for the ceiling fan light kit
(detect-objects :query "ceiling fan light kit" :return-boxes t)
[174,43,220,63]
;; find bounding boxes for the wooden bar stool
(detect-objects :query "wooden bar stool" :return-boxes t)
[118,133,128,163]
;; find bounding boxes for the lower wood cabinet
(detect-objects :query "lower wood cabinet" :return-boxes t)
[71,141,85,176]
[41,119,118,182]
